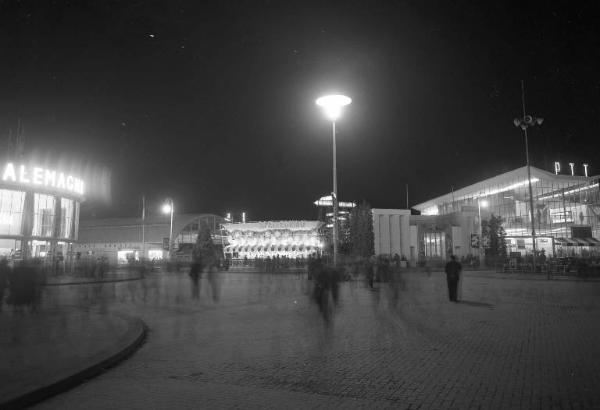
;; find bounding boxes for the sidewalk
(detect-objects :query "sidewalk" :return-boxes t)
[0,307,146,409]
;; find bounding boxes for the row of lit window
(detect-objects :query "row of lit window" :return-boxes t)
[77,243,138,248]
[0,189,79,238]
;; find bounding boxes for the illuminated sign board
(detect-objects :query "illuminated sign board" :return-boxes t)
[1,162,85,196]
[550,208,572,224]
[554,161,590,177]
[313,195,356,208]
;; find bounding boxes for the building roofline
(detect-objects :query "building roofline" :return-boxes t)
[413,166,598,212]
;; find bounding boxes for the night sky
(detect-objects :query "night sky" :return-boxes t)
[1,1,599,221]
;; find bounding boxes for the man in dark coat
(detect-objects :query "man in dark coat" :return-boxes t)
[444,255,462,302]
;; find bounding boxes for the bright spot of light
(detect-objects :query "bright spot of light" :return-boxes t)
[149,34,155,38]
[316,94,352,121]
[162,203,172,214]
[480,199,489,208]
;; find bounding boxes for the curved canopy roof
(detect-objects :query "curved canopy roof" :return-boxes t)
[414,166,598,213]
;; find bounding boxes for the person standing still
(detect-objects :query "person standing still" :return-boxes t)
[444,255,462,302]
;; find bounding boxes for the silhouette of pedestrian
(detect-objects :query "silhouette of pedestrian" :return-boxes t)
[0,258,9,311]
[366,258,375,289]
[444,255,462,302]
[189,260,202,300]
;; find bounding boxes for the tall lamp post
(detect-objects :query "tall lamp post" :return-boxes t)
[513,80,543,273]
[316,94,352,266]
[162,198,174,260]
[477,198,488,265]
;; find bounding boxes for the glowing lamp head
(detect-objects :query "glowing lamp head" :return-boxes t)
[162,203,172,214]
[480,199,489,208]
[316,94,352,121]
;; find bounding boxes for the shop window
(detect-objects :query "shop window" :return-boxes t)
[32,194,56,237]
[423,232,445,258]
[73,202,80,240]
[60,198,74,238]
[0,189,25,236]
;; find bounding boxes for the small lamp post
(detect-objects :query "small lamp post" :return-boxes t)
[316,94,352,266]
[162,198,174,260]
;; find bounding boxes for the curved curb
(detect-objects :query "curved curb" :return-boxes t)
[0,315,148,410]
[44,276,144,286]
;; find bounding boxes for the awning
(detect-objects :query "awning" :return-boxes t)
[556,238,577,246]
[572,238,589,246]
[554,238,568,246]
[585,237,600,246]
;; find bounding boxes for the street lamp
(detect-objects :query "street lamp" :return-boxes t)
[477,198,489,264]
[316,94,352,266]
[513,80,543,273]
[162,198,174,260]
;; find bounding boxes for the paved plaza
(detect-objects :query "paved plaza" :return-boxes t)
[4,269,600,409]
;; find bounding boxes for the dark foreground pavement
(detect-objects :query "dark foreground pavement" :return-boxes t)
[0,306,146,409]
[4,269,600,409]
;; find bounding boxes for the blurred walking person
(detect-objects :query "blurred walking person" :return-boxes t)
[189,255,202,300]
[0,258,9,311]
[444,255,462,302]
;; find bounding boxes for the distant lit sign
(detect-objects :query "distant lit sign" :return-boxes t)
[313,195,356,208]
[470,233,479,248]
[550,208,572,224]
[1,162,85,196]
[553,161,590,177]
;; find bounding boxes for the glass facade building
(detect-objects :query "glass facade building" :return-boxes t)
[414,166,600,257]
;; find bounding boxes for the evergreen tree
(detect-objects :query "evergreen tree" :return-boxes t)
[482,214,507,266]
[349,201,374,258]
[193,222,219,269]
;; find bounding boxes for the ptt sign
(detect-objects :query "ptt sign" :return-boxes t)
[554,162,589,177]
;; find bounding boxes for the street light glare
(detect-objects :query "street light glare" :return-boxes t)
[481,200,489,208]
[316,94,352,121]
[162,203,172,214]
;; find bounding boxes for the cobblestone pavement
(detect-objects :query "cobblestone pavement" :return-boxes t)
[31,270,600,409]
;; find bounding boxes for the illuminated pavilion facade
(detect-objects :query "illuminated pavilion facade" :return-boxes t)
[223,220,324,259]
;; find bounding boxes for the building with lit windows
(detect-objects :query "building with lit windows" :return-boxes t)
[223,221,324,259]
[74,213,225,264]
[0,160,85,262]
[373,165,600,264]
